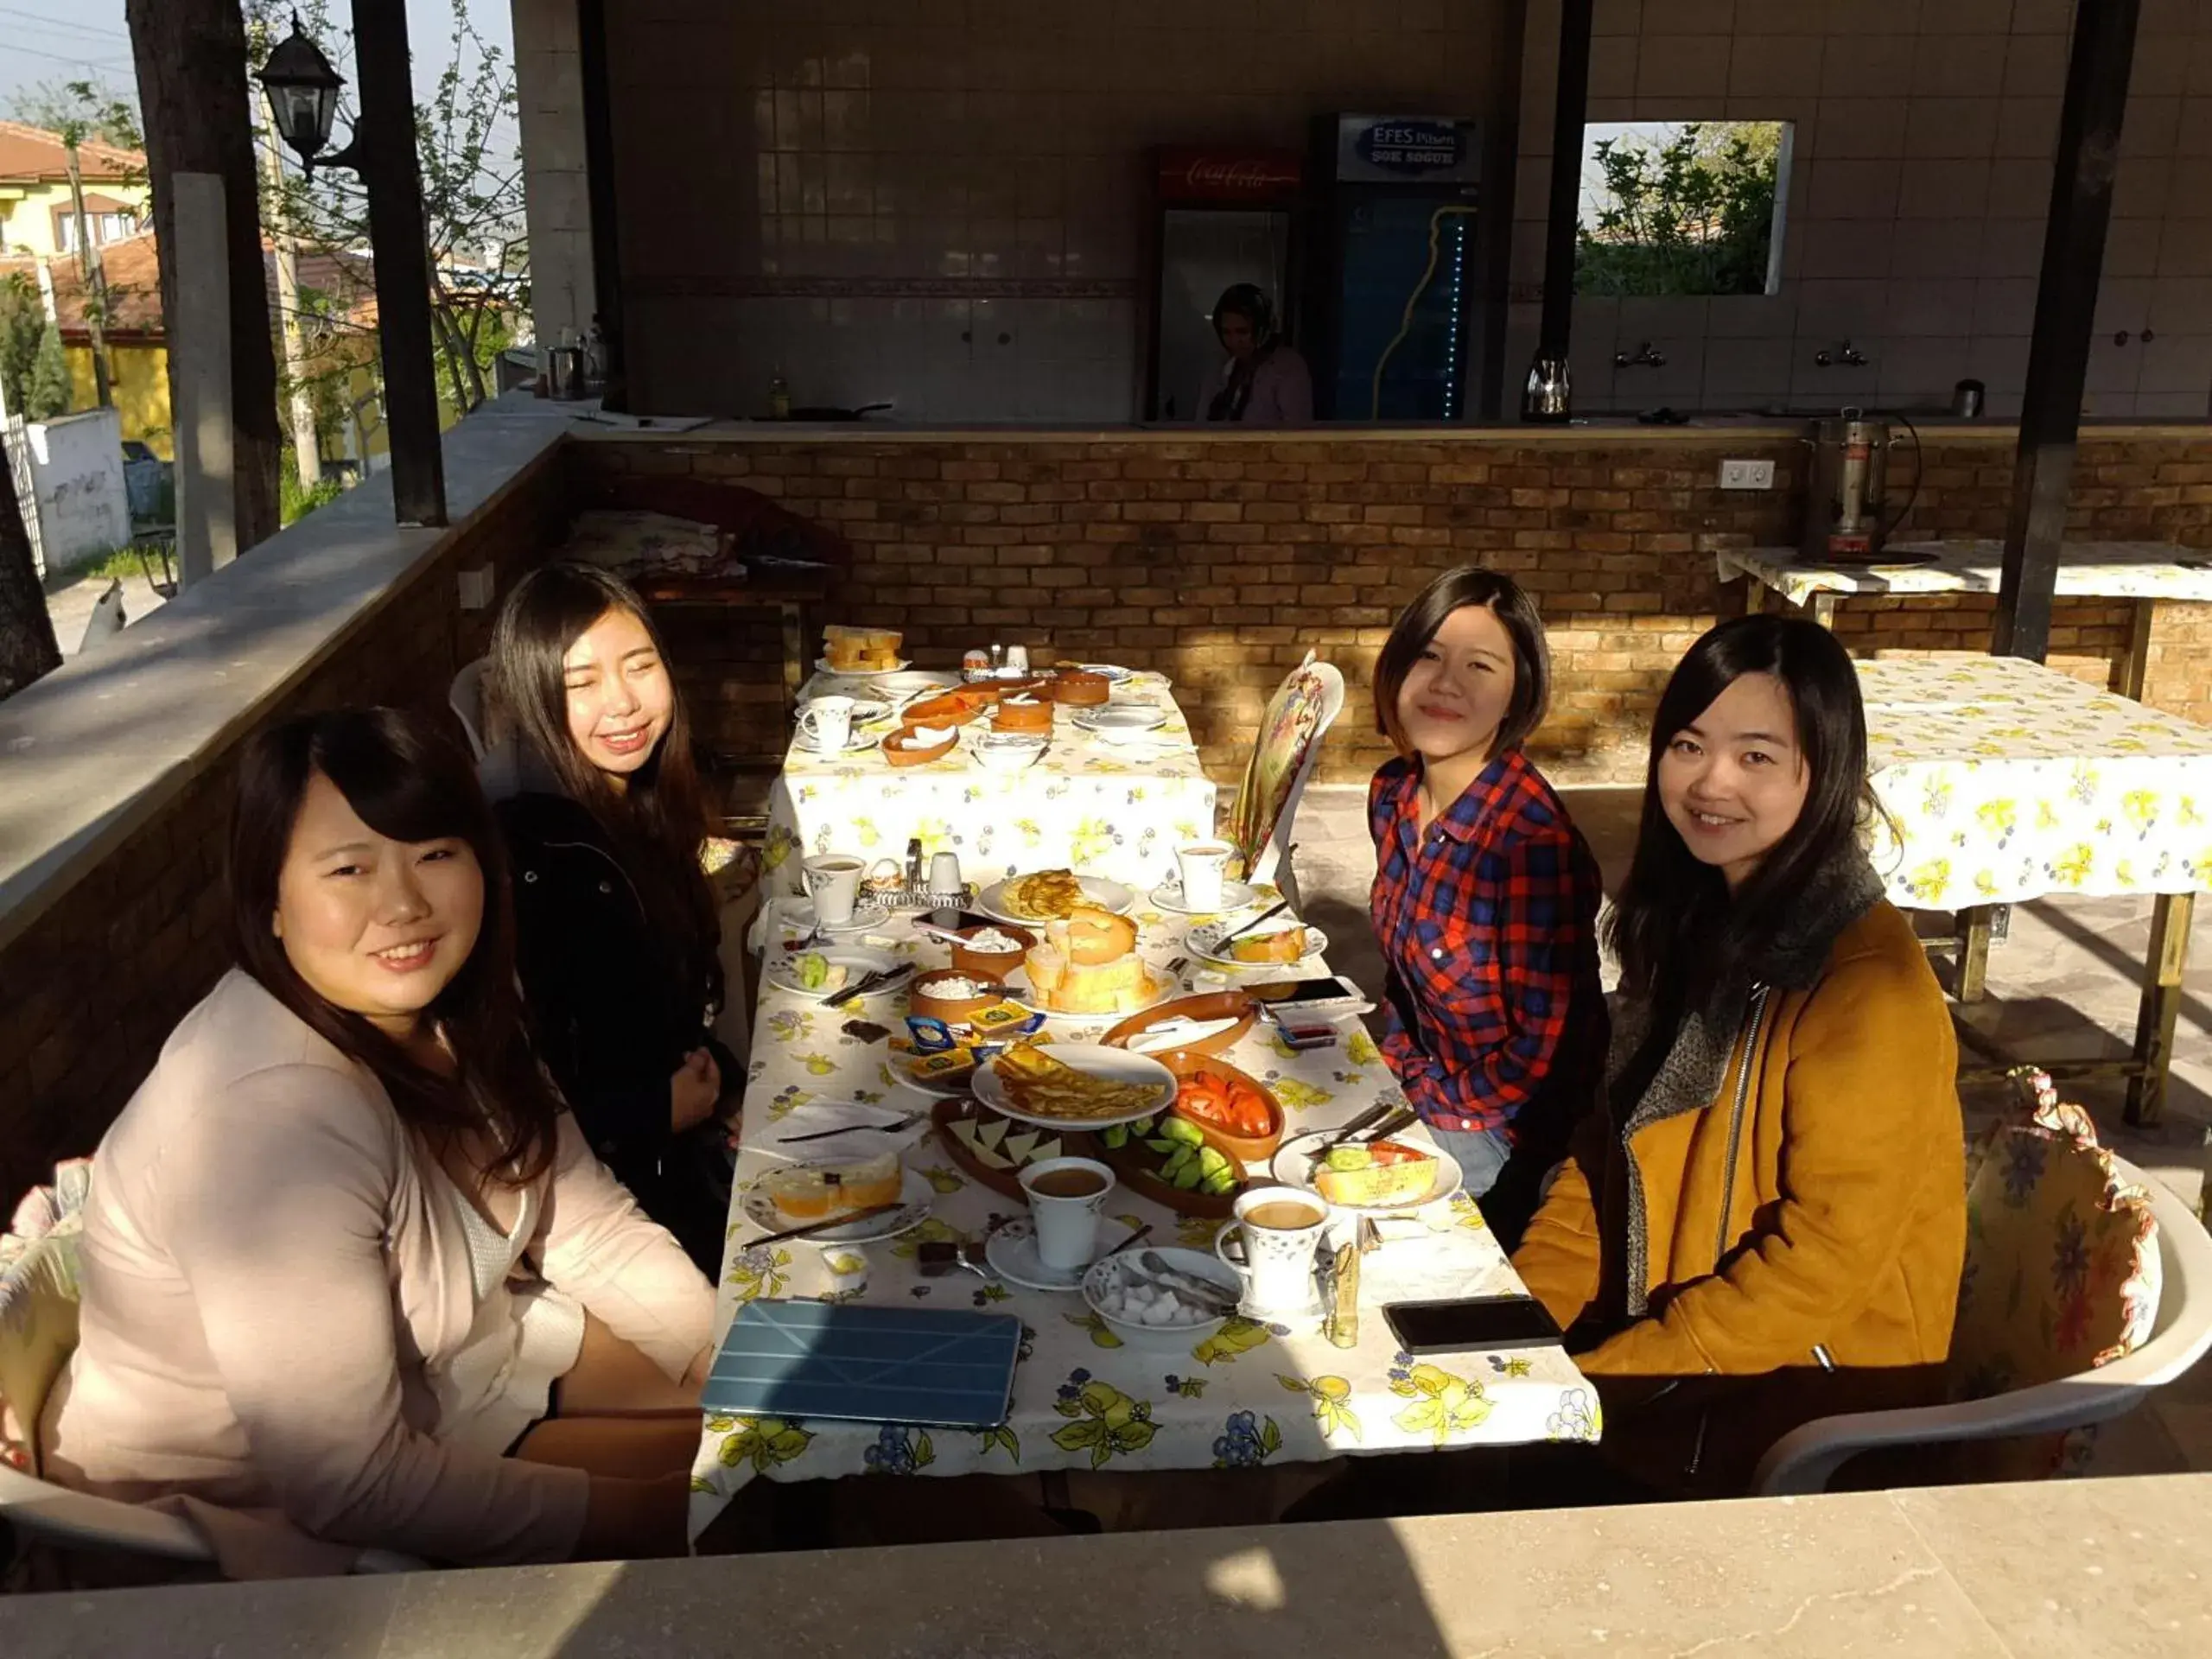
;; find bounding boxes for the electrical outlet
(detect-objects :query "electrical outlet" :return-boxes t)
[1719,459,1775,491]
[458,565,495,611]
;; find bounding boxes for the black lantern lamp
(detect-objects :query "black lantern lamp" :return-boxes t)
[256,13,357,176]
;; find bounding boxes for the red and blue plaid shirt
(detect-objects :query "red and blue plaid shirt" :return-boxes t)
[1368,750,1605,1137]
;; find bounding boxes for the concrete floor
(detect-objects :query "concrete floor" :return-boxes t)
[1288,780,2212,1479]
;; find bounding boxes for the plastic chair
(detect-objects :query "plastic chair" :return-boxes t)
[1753,1154,2212,1496]
[1223,652,1345,910]
[2,1179,417,1575]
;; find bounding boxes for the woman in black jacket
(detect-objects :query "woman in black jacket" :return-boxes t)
[488,562,733,1273]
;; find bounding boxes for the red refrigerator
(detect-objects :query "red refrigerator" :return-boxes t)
[1143,148,1306,423]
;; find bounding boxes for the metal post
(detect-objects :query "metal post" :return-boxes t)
[1536,0,1593,360]
[1993,0,2140,663]
[351,0,447,527]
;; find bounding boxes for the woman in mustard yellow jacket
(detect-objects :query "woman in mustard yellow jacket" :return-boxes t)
[1514,614,1965,1497]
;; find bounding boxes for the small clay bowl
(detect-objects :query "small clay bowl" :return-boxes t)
[882,724,958,767]
[1154,1050,1285,1165]
[951,921,1037,978]
[1050,671,1112,706]
[992,696,1055,735]
[911,967,1007,1025]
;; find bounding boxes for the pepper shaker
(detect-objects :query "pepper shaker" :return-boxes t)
[904,836,925,893]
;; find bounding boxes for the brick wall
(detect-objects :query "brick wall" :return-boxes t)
[569,428,2212,791]
[0,455,567,1208]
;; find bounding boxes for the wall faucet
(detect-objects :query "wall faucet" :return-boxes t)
[1613,339,1666,369]
[1815,340,1869,367]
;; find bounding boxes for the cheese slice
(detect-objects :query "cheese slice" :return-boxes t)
[1004,1130,1040,1163]
[976,1118,1009,1151]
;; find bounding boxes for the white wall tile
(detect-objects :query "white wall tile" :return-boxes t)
[1731,35,1826,98]
[1912,33,2006,99]
[1807,157,1904,219]
[1898,160,1993,221]
[1904,99,2001,159]
[2138,332,2212,394]
[1820,35,1916,97]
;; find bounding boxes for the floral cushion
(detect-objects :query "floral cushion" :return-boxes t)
[1945,1071,2160,1480]
[1224,655,1338,880]
[0,1159,92,1477]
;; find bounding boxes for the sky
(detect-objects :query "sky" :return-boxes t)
[0,1,513,125]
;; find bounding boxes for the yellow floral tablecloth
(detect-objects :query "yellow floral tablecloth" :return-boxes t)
[687,907,1600,1539]
[765,677,1217,893]
[1859,656,2212,911]
[1721,541,2212,608]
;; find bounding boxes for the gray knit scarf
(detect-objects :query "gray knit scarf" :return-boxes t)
[1605,848,1885,1316]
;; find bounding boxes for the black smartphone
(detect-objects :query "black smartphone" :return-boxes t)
[1248,976,1364,1006]
[1383,1297,1564,1355]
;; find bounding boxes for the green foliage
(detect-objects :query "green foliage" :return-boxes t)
[25,323,71,421]
[0,274,43,417]
[1577,122,1782,298]
[279,448,346,526]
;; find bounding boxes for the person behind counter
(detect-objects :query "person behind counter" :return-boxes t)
[1513,614,1965,1498]
[488,562,734,1274]
[40,709,713,1571]
[1203,283,1313,425]
[1366,566,1607,1250]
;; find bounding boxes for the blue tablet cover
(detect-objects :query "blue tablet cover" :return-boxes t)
[702,1300,1023,1429]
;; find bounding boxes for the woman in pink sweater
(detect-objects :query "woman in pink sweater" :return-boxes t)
[40,709,715,1571]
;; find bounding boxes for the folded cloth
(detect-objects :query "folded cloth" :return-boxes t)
[904,725,954,747]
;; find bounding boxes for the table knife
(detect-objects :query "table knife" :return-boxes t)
[747,1203,904,1249]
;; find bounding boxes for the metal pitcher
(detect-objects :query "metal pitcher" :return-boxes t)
[1802,410,1894,563]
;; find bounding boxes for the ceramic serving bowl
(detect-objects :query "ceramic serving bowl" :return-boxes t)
[950,921,1037,978]
[910,967,1007,1024]
[975,732,1048,772]
[882,724,958,766]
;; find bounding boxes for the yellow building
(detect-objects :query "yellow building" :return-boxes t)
[0,120,148,261]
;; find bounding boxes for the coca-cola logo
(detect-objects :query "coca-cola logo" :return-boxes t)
[1158,149,1300,200]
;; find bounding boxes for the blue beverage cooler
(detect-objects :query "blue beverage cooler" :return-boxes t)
[1306,115,1482,423]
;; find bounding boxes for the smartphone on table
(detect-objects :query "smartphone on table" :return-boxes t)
[1382,1296,1565,1355]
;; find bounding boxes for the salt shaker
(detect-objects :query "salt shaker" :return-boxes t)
[930,851,962,897]
[1005,645,1030,674]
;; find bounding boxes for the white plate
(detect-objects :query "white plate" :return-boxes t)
[978,874,1138,925]
[972,1042,1177,1132]
[1187,918,1331,968]
[814,656,913,677]
[876,670,961,699]
[741,1166,933,1244]
[1083,1247,1238,1345]
[983,1217,1092,1292]
[998,962,1182,1023]
[791,728,880,756]
[770,897,880,939]
[1077,664,1134,684]
[1148,879,1264,917]
[1073,703,1167,734]
[763,946,898,1001]
[1268,1128,1465,1215]
[796,695,894,723]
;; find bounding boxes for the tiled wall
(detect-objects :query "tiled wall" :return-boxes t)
[602,0,1515,421]
[1514,0,2212,419]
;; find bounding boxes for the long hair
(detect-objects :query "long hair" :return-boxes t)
[488,562,717,980]
[1371,565,1552,761]
[1607,614,1876,1019]
[1207,283,1280,423]
[227,708,562,1184]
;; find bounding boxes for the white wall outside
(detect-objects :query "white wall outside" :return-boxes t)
[19,407,130,576]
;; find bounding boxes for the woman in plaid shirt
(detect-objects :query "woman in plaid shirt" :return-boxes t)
[1368,568,1607,1249]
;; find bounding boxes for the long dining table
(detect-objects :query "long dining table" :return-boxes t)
[685,702,1601,1542]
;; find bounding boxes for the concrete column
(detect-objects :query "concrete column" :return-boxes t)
[515,0,598,352]
[172,170,235,588]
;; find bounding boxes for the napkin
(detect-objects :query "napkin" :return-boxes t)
[904,724,954,747]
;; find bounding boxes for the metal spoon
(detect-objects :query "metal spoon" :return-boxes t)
[1134,1249,1238,1312]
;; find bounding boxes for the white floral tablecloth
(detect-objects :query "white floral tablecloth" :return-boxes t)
[764,677,1217,894]
[1860,656,2212,911]
[1721,542,2212,608]
[687,906,1600,1539]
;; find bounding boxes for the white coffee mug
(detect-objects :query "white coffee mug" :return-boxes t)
[802,854,865,926]
[797,695,855,752]
[1215,1184,1329,1314]
[1019,1156,1115,1271]
[1176,841,1234,912]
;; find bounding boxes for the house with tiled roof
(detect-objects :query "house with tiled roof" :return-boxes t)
[0,120,147,261]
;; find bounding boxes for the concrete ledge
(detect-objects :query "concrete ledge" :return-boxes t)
[0,399,576,957]
[3,1472,2208,1657]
